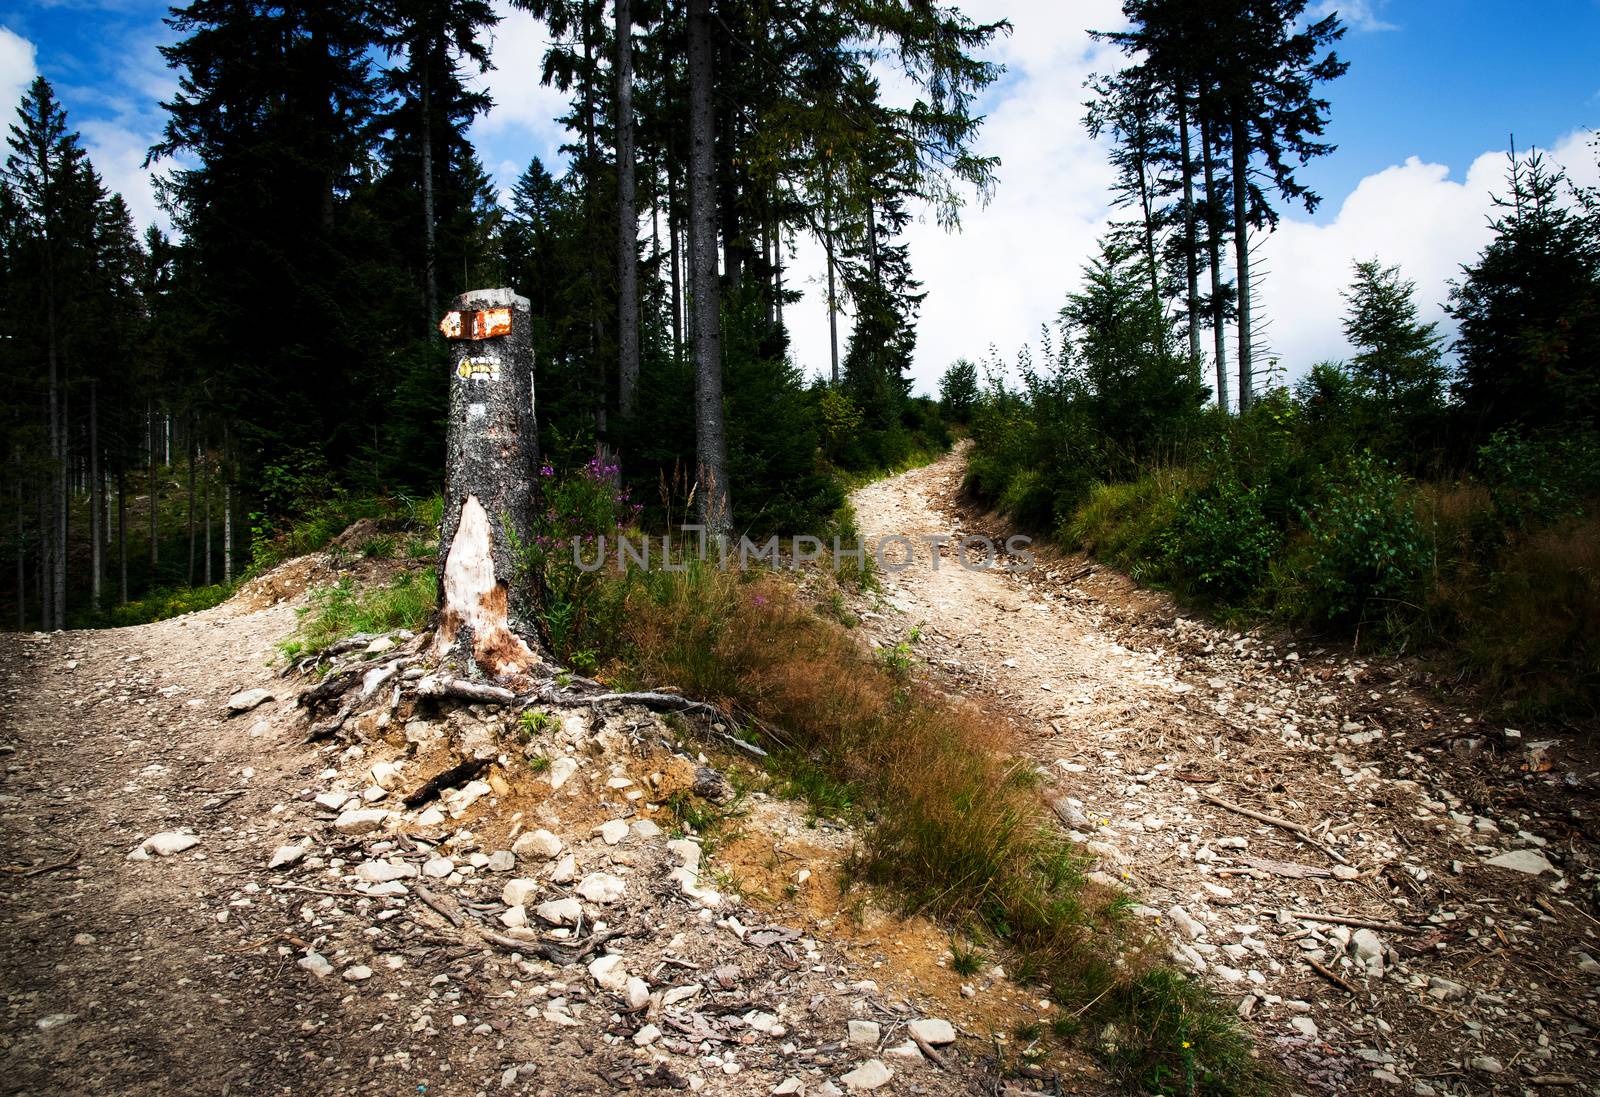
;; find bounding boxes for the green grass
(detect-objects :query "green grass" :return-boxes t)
[590,560,1275,1095]
[278,568,437,659]
[92,581,236,627]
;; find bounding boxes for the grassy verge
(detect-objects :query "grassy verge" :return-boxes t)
[279,569,437,659]
[598,561,1275,1095]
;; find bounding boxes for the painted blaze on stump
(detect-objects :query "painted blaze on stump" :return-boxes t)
[432,287,544,678]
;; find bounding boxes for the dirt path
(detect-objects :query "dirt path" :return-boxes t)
[0,561,1019,1097]
[848,446,1600,1095]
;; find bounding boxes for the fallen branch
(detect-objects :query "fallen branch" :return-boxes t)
[581,690,772,757]
[1235,855,1333,880]
[1201,792,1351,865]
[412,883,464,928]
[403,756,493,808]
[1305,957,1359,995]
[480,925,630,966]
[907,1028,954,1071]
[416,675,514,706]
[1285,910,1421,935]
[2,844,81,877]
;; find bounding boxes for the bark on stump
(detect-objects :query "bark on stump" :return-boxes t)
[432,288,544,678]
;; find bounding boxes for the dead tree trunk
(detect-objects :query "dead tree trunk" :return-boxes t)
[431,288,545,679]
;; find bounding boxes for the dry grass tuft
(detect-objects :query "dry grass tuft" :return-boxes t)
[607,562,1276,1095]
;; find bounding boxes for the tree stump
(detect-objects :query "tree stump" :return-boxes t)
[431,288,544,678]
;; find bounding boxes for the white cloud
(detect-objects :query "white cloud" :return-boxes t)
[783,0,1128,393]
[0,25,39,114]
[471,1,572,182]
[1313,1,1397,33]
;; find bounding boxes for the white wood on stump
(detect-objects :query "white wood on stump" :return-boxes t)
[432,287,544,678]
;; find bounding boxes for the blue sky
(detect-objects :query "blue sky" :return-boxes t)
[2,0,1597,398]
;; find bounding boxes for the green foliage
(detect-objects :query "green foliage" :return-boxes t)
[1477,427,1600,531]
[515,452,635,663]
[939,358,980,421]
[95,582,234,628]
[1292,452,1426,624]
[1162,466,1278,602]
[279,570,437,659]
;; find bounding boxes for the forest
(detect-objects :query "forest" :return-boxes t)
[2,0,1597,711]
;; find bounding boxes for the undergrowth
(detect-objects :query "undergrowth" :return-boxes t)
[589,560,1274,1096]
[279,569,437,659]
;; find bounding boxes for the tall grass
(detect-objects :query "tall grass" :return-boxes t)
[606,562,1274,1095]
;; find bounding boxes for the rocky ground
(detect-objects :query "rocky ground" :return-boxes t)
[848,447,1600,1096]
[3,449,1597,1097]
[0,557,1040,1097]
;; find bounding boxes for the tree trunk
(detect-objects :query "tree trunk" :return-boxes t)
[187,429,197,586]
[223,428,233,584]
[433,288,544,678]
[421,60,440,334]
[203,441,213,587]
[148,401,158,571]
[668,154,683,360]
[1177,87,1203,379]
[13,465,24,631]
[824,162,839,385]
[117,468,127,606]
[687,0,731,533]
[1230,107,1253,412]
[36,480,48,629]
[614,0,640,419]
[773,216,785,334]
[46,267,64,631]
[1200,111,1230,413]
[582,6,607,438]
[89,380,102,612]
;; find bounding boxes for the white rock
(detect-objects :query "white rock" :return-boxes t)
[370,761,401,790]
[1166,905,1206,940]
[549,853,578,883]
[366,880,408,897]
[486,850,515,872]
[632,820,663,840]
[355,859,415,884]
[589,954,629,993]
[907,1018,956,1046]
[1484,849,1554,875]
[500,905,528,928]
[333,808,398,834]
[298,952,334,977]
[669,867,722,908]
[501,878,540,907]
[847,1020,881,1046]
[772,1079,803,1096]
[423,857,454,878]
[227,688,273,713]
[364,635,396,655]
[343,964,373,982]
[625,976,650,1010]
[446,779,493,818]
[633,1023,661,1047]
[535,897,582,926]
[840,1060,892,1091]
[549,757,579,790]
[884,1042,923,1061]
[1289,1016,1318,1039]
[415,806,446,826]
[575,872,625,904]
[269,843,306,869]
[139,832,199,857]
[668,838,702,870]
[661,984,702,1007]
[512,829,563,860]
[598,819,631,845]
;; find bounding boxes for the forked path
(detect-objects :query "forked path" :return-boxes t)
[849,445,1600,1095]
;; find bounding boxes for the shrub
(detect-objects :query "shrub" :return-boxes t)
[1293,452,1427,626]
[1477,427,1600,531]
[1162,470,1279,603]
